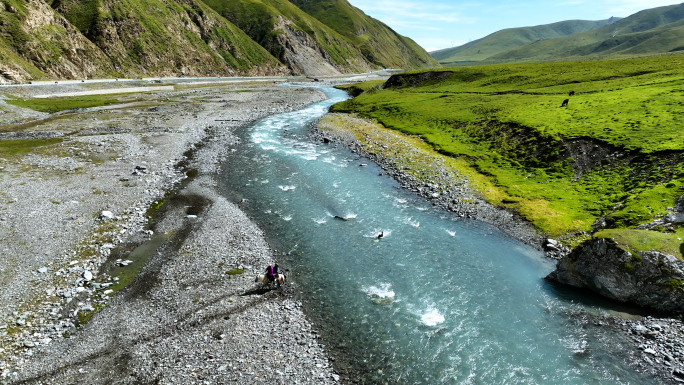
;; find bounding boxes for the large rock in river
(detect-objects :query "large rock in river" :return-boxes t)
[546,238,684,314]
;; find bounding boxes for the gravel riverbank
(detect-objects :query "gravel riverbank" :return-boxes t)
[0,79,346,384]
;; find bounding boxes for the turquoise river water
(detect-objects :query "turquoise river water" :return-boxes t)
[219,86,652,384]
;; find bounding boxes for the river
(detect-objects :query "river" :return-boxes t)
[219,85,651,384]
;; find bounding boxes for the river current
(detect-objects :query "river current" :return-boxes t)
[219,86,651,384]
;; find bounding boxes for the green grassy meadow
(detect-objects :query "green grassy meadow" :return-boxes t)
[5,94,139,113]
[332,56,684,251]
[0,138,63,158]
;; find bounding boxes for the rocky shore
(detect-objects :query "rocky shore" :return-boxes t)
[0,79,346,384]
[312,113,545,247]
[313,111,684,384]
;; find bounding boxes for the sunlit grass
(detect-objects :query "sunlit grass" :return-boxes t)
[5,94,136,113]
[331,56,684,252]
[0,138,63,158]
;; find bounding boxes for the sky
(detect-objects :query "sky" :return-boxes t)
[346,0,683,52]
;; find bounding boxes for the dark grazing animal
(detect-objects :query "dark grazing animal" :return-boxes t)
[569,90,575,96]
[561,99,569,107]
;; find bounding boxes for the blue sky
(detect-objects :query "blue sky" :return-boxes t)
[347,0,682,52]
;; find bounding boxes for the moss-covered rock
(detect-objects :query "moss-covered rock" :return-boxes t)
[547,238,684,313]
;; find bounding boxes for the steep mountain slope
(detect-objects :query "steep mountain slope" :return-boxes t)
[289,0,439,70]
[431,19,616,64]
[200,0,374,75]
[0,0,113,83]
[49,0,286,78]
[0,0,435,82]
[489,3,684,62]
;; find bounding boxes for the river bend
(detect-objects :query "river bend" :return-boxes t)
[219,86,650,384]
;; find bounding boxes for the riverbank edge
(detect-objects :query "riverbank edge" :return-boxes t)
[312,111,684,384]
[311,113,546,250]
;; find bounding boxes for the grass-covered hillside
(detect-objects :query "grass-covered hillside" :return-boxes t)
[431,19,616,64]
[200,0,374,74]
[50,0,285,77]
[332,56,684,255]
[487,3,684,63]
[290,0,439,70]
[0,0,437,82]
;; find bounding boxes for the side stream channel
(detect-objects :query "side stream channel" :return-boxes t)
[219,85,652,384]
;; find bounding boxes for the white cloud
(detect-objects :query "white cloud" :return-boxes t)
[560,0,683,17]
[418,37,469,52]
[348,0,476,24]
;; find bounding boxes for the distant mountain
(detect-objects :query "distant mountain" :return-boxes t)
[289,0,439,70]
[489,3,684,62]
[433,3,684,65]
[431,19,617,64]
[0,0,436,83]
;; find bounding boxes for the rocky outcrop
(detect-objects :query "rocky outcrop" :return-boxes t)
[547,238,684,314]
[665,194,684,224]
[274,16,341,76]
[637,193,684,230]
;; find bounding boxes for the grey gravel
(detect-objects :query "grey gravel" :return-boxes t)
[0,78,355,384]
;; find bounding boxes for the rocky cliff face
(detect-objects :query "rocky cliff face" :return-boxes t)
[0,0,112,83]
[547,238,684,314]
[274,16,340,76]
[200,0,376,76]
[290,0,439,70]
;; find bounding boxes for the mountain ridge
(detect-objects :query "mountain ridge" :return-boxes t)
[0,0,437,83]
[433,3,684,65]
[431,18,618,64]
[199,0,375,76]
[489,3,684,62]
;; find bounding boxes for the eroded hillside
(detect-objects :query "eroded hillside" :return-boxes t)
[49,0,287,78]
[291,0,439,70]
[200,0,374,75]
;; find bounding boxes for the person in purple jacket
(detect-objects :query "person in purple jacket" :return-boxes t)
[265,265,275,282]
